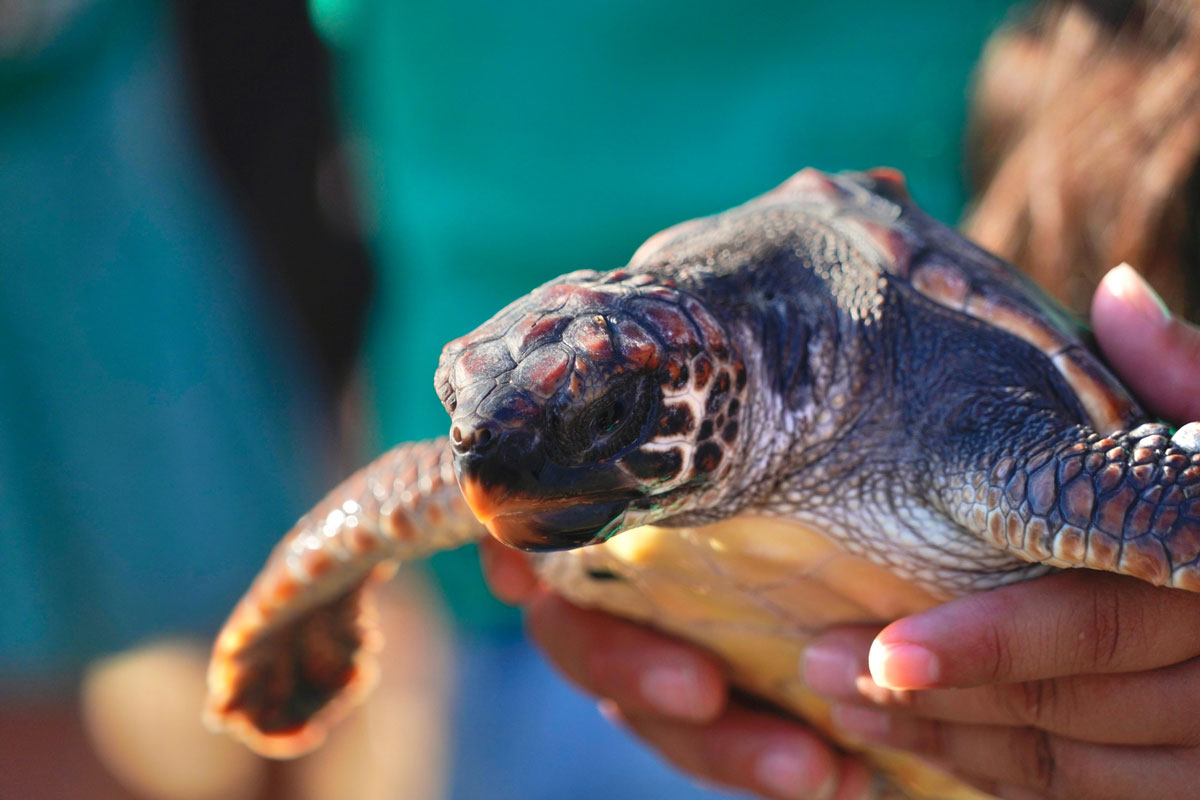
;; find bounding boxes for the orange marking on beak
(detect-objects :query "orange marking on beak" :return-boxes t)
[460,476,502,524]
[460,478,532,546]
[461,476,597,548]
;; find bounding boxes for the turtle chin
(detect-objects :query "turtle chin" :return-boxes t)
[483,500,629,551]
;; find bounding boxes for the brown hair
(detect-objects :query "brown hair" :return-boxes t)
[964,0,1200,320]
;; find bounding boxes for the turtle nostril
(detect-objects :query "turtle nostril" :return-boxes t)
[451,423,498,455]
[450,425,472,454]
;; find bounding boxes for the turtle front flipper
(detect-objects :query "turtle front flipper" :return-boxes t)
[960,422,1200,590]
[205,438,485,758]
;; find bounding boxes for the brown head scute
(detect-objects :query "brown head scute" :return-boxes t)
[515,344,572,398]
[505,314,572,361]
[435,268,749,550]
[613,318,661,369]
[637,301,703,355]
[564,315,614,361]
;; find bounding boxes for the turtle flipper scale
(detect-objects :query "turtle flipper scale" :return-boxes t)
[204,438,485,758]
[964,422,1200,589]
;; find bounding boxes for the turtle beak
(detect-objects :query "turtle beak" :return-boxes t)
[452,428,640,551]
[459,476,507,526]
[460,475,629,550]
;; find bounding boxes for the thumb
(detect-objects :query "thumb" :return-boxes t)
[1091,264,1200,424]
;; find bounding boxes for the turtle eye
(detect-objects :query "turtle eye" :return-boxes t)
[547,378,655,465]
[591,400,624,434]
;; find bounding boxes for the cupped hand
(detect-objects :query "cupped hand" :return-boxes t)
[802,265,1200,799]
[479,536,875,800]
[804,572,1200,799]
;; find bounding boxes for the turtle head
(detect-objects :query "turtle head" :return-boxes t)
[435,269,747,551]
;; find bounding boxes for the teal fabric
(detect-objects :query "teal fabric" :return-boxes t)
[0,0,334,680]
[319,0,1019,631]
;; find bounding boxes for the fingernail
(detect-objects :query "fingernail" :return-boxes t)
[1106,263,1170,328]
[802,643,859,697]
[868,640,940,689]
[830,704,892,742]
[597,699,624,726]
[755,746,835,800]
[640,664,707,720]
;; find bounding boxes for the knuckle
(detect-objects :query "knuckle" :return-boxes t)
[1091,590,1121,666]
[1012,729,1093,800]
[1079,586,1135,670]
[1012,727,1059,794]
[985,617,1015,683]
[1031,729,1058,793]
[1004,679,1049,727]
[1004,677,1068,729]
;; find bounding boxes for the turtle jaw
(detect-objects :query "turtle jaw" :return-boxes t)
[469,490,631,551]
[454,437,642,551]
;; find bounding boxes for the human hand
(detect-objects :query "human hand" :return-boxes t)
[479,537,876,800]
[801,264,1200,799]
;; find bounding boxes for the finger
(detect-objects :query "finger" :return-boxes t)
[828,705,1197,800]
[866,570,1200,690]
[610,702,872,800]
[803,627,883,699]
[1092,263,1200,423]
[807,627,1200,745]
[525,593,727,722]
[478,537,540,605]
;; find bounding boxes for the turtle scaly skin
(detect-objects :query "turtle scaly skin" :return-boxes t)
[206,169,1200,799]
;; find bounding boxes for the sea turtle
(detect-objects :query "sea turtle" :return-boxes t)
[205,168,1200,800]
